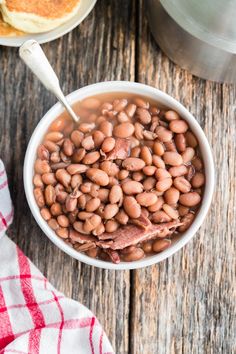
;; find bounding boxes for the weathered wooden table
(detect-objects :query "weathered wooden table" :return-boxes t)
[0,1,235,353]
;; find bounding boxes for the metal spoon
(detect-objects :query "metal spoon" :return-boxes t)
[19,39,79,123]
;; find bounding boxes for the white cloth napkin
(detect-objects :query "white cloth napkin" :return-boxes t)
[0,160,114,354]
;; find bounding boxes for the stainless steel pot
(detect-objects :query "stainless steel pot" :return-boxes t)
[147,0,236,83]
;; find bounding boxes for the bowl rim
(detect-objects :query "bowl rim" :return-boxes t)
[24,81,215,270]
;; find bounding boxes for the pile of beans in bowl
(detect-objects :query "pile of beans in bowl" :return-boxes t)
[33,94,205,263]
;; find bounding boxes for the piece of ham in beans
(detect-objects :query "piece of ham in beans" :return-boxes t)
[33,94,205,263]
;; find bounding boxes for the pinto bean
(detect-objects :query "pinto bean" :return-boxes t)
[125,103,137,117]
[148,197,164,212]
[181,147,195,164]
[132,172,144,182]
[131,147,141,158]
[109,185,123,204]
[136,108,151,124]
[81,136,95,150]
[71,174,82,188]
[143,130,157,140]
[90,184,100,198]
[113,98,128,112]
[42,173,57,185]
[155,168,171,180]
[72,148,86,163]
[162,204,179,219]
[33,174,44,188]
[163,151,183,166]
[152,155,165,169]
[169,165,188,177]
[142,177,156,191]
[191,172,205,188]
[152,239,171,253]
[122,248,144,262]
[164,187,180,205]
[82,151,100,165]
[136,192,158,207]
[165,110,179,121]
[45,185,56,206]
[140,146,152,165]
[123,196,141,218]
[34,159,51,174]
[134,97,149,109]
[153,141,165,156]
[164,140,177,152]
[101,137,116,153]
[100,161,119,177]
[115,209,129,224]
[40,207,51,221]
[45,132,63,142]
[57,215,69,228]
[141,242,153,253]
[118,170,129,180]
[174,134,186,152]
[34,187,45,208]
[152,210,172,223]
[93,130,105,147]
[48,218,59,231]
[117,111,129,123]
[86,248,98,258]
[169,120,188,133]
[185,131,198,148]
[84,214,102,233]
[70,130,84,147]
[173,176,191,193]
[122,180,143,195]
[192,157,203,171]
[67,164,88,175]
[105,220,119,233]
[50,117,66,132]
[156,178,173,192]
[143,166,156,176]
[103,204,119,219]
[179,192,201,207]
[85,198,101,212]
[155,126,173,142]
[50,203,62,216]
[86,168,109,186]
[63,138,74,156]
[99,121,113,137]
[122,158,145,171]
[113,122,135,138]
[55,169,71,187]
[134,122,144,140]
[73,221,88,234]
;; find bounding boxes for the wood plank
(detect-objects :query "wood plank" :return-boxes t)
[0,1,136,352]
[130,2,236,354]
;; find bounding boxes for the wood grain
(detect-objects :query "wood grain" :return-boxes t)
[0,1,235,353]
[129,2,236,354]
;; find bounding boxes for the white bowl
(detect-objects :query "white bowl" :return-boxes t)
[0,0,97,47]
[24,81,214,270]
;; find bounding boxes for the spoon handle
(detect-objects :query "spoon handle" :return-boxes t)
[19,40,79,123]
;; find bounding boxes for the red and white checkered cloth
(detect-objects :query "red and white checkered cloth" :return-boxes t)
[0,160,114,354]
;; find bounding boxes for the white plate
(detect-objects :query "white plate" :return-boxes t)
[0,0,97,47]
